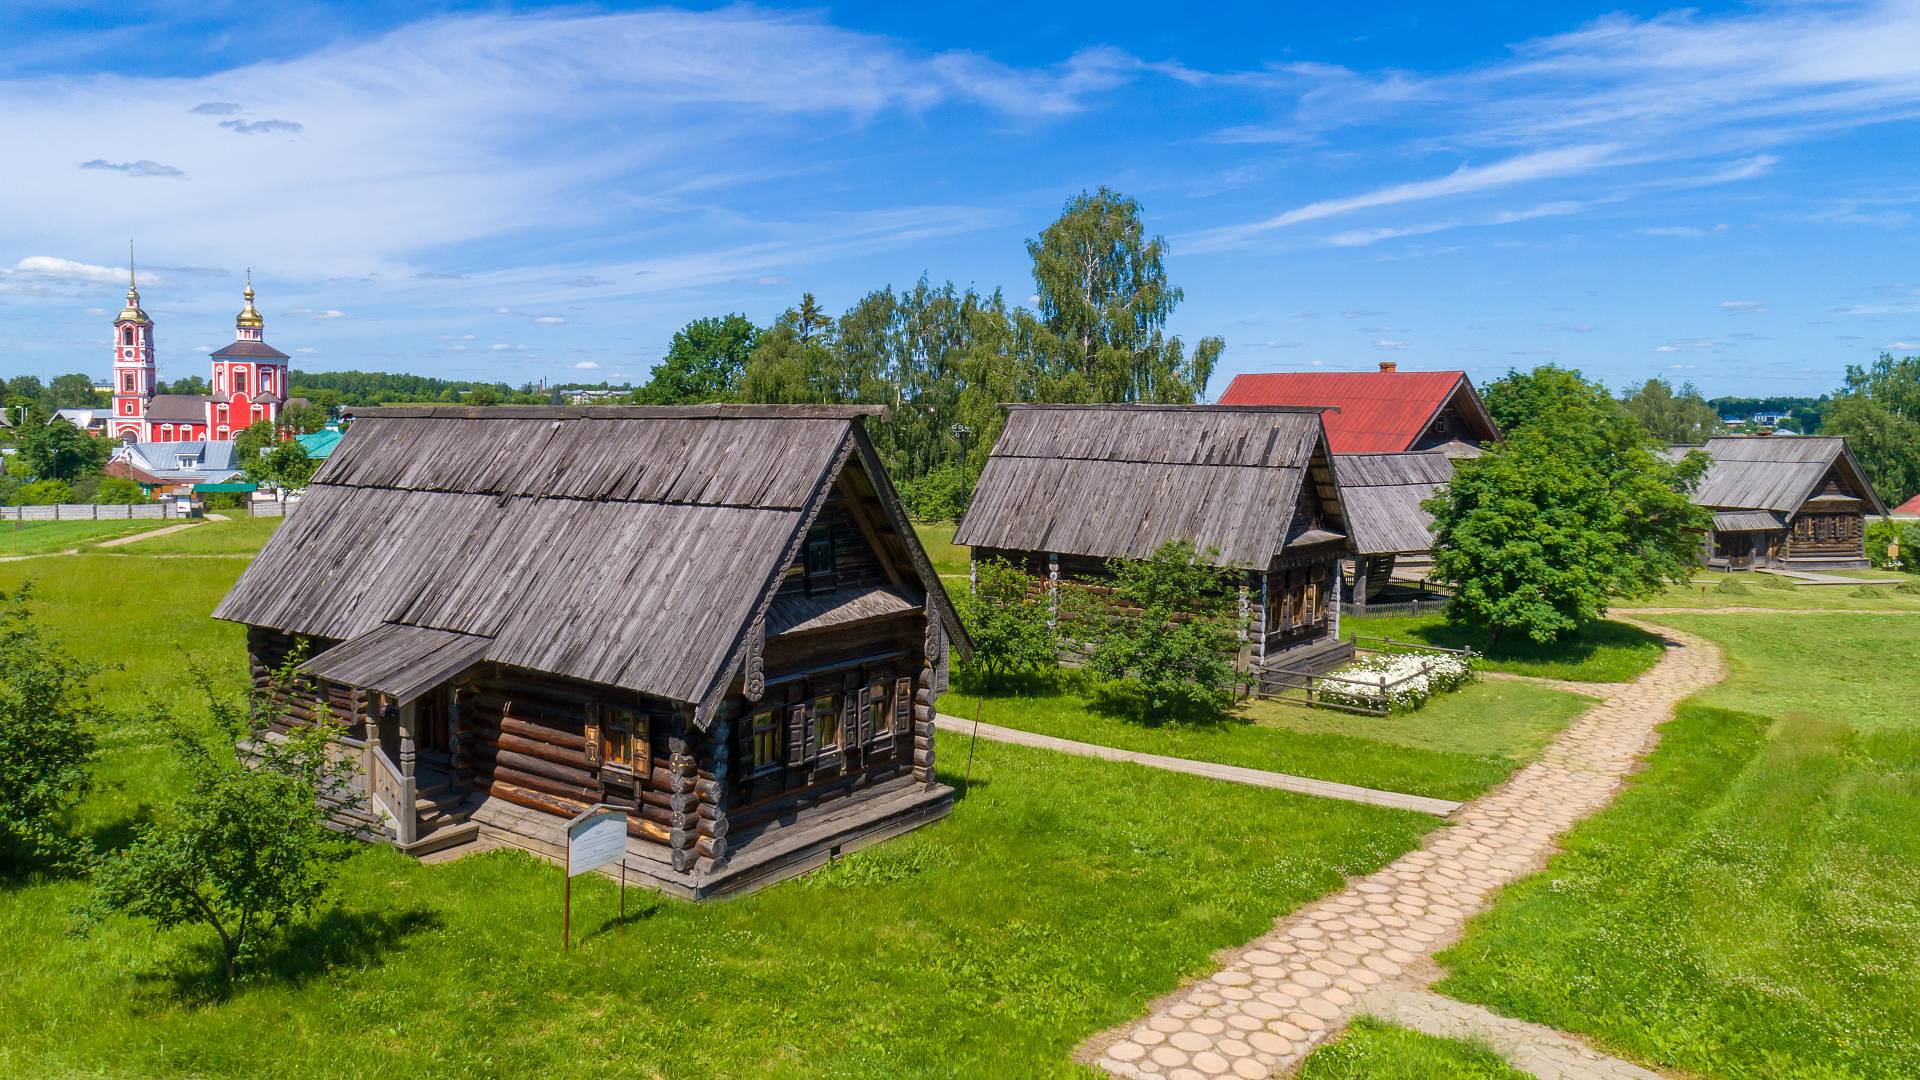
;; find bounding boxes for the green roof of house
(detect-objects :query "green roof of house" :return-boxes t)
[193,482,259,493]
[296,428,343,459]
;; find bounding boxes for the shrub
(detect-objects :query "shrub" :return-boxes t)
[1866,518,1903,570]
[955,558,1056,689]
[13,478,74,505]
[92,476,147,504]
[1318,652,1475,713]
[1712,577,1752,596]
[898,462,970,523]
[1081,539,1242,716]
[0,586,100,867]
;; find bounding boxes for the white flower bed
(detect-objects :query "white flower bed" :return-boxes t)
[1318,651,1474,712]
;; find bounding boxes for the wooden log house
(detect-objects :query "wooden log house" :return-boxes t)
[954,405,1357,688]
[1678,435,1888,570]
[1330,450,1455,607]
[215,405,969,900]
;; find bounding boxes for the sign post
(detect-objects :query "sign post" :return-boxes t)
[563,805,629,952]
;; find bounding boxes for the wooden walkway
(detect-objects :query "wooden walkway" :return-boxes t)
[937,713,1461,817]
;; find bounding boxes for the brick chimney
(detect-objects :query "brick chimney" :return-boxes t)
[1379,360,1398,373]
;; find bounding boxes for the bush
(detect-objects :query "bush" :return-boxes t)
[202,492,247,511]
[0,586,100,867]
[898,462,970,523]
[1866,518,1903,570]
[13,479,75,505]
[1712,577,1752,596]
[1080,539,1242,716]
[1318,652,1475,713]
[954,558,1056,689]
[92,476,147,504]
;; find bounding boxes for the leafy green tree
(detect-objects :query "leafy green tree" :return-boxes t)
[1081,540,1241,714]
[243,440,317,495]
[19,420,108,481]
[14,479,76,505]
[1482,365,1619,434]
[280,402,330,435]
[741,297,846,404]
[1619,378,1722,446]
[1026,187,1220,403]
[1820,353,1920,506]
[47,374,102,409]
[233,419,278,463]
[954,559,1056,689]
[898,462,971,522]
[0,586,100,867]
[84,669,359,984]
[156,375,211,396]
[1427,370,1710,643]
[635,314,760,404]
[92,476,147,504]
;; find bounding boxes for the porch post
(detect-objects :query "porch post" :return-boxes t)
[1352,558,1369,613]
[397,700,418,779]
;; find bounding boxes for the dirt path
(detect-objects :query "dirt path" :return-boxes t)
[1081,620,1726,1078]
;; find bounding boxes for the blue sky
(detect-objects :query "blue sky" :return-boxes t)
[2,1,1918,397]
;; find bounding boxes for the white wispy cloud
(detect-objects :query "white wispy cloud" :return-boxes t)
[78,159,185,178]
[573,360,600,369]
[1720,299,1768,313]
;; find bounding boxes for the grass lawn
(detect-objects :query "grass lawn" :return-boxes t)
[1615,571,1920,612]
[1342,614,1664,683]
[911,520,969,577]
[0,517,177,556]
[940,671,1593,802]
[101,514,284,555]
[0,549,1441,1078]
[1433,613,1920,1079]
[1297,1018,1529,1079]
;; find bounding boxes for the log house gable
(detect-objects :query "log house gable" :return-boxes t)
[693,427,971,730]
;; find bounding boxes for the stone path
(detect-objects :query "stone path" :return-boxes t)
[95,521,202,547]
[1354,988,1662,1080]
[937,712,1460,817]
[1081,620,1724,1078]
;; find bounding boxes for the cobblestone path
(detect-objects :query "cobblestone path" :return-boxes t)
[1354,988,1662,1079]
[1081,620,1725,1079]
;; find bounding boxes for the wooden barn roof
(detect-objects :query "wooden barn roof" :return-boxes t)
[1688,436,1888,515]
[1333,451,1453,555]
[954,404,1335,568]
[215,405,963,721]
[1217,369,1499,453]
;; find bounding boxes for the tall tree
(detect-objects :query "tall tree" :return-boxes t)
[1427,367,1710,643]
[1619,378,1723,445]
[1482,365,1618,434]
[46,374,102,409]
[19,420,108,481]
[1821,352,1920,505]
[635,314,760,404]
[1026,187,1219,402]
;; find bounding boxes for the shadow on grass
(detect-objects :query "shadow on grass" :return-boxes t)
[953,666,1242,729]
[1376,618,1663,670]
[149,905,443,1005]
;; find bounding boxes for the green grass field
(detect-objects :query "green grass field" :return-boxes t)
[1342,614,1665,682]
[1432,612,1920,1078]
[1297,1018,1529,1079]
[0,517,178,556]
[1615,571,1920,611]
[939,670,1592,802]
[99,514,284,555]
[911,520,969,577]
[0,547,1440,1078]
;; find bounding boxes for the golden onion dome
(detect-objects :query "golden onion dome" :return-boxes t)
[236,272,263,329]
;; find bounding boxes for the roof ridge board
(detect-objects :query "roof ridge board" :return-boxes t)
[343,404,886,420]
[305,480,813,513]
[1002,402,1337,414]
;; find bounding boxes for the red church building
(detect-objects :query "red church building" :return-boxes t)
[109,264,291,443]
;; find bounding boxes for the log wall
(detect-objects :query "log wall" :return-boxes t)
[247,626,362,737]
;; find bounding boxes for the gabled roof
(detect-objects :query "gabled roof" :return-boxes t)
[1217,369,1499,453]
[214,405,966,722]
[1334,452,1454,555]
[210,340,290,360]
[147,394,211,423]
[1894,492,1920,517]
[1690,436,1888,516]
[294,428,343,459]
[954,404,1337,568]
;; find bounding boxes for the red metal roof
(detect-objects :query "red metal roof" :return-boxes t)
[1893,492,1920,516]
[1218,369,1483,453]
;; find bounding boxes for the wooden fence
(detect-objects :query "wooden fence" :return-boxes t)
[0,502,180,522]
[1340,596,1450,618]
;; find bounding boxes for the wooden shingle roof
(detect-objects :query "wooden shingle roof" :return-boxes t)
[954,404,1334,568]
[1333,451,1453,555]
[215,405,962,718]
[1689,436,1888,515]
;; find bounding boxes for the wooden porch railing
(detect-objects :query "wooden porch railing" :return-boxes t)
[366,744,417,846]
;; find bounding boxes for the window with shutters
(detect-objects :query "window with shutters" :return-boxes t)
[810,691,840,753]
[866,679,892,745]
[748,709,781,775]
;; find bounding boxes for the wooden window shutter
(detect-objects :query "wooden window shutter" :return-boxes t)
[894,676,912,735]
[787,703,808,767]
[634,714,652,780]
[854,685,873,747]
[584,704,602,767]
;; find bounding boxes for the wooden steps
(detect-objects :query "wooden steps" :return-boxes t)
[1256,638,1356,694]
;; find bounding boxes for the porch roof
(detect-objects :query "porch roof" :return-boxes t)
[299,622,494,704]
[1711,510,1787,533]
